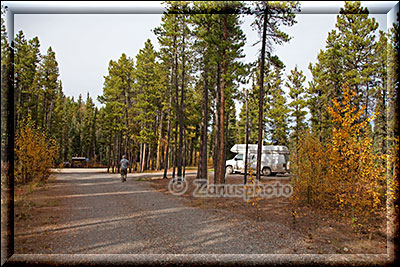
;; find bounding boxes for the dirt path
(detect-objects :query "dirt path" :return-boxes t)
[15,169,308,254]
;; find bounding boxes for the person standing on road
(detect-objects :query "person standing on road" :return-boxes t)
[120,155,130,182]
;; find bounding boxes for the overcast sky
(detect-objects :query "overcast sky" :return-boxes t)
[7,1,399,108]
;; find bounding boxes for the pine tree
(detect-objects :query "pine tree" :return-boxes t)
[265,56,290,146]
[191,2,214,182]
[387,16,399,151]
[70,94,84,158]
[251,1,300,180]
[60,96,74,161]
[50,83,67,162]
[237,71,264,145]
[98,53,135,172]
[38,46,60,133]
[1,5,12,138]
[1,6,14,259]
[372,32,388,156]
[309,1,380,142]
[14,31,42,128]
[14,30,29,126]
[211,2,246,186]
[336,2,378,119]
[163,1,195,180]
[82,93,96,159]
[307,63,331,142]
[133,39,161,172]
[154,6,179,177]
[286,66,307,145]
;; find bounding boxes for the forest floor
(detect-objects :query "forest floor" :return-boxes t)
[150,173,394,253]
[12,169,395,265]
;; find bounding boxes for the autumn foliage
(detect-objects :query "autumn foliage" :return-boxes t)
[290,130,331,207]
[290,84,395,225]
[15,116,58,185]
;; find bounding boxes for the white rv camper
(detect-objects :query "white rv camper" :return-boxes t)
[225,144,289,176]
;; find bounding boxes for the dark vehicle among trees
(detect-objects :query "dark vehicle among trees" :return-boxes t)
[71,157,87,168]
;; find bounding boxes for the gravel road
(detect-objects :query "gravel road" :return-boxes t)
[15,169,308,254]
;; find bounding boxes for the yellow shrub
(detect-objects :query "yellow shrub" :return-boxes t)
[291,84,389,226]
[15,117,59,185]
[327,85,386,222]
[290,130,331,207]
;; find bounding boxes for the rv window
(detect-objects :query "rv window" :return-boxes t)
[235,154,243,161]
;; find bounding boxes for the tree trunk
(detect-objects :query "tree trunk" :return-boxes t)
[48,99,54,133]
[156,110,164,170]
[107,137,112,173]
[143,143,148,172]
[139,143,143,173]
[163,75,173,179]
[150,143,155,170]
[256,7,268,181]
[189,137,193,166]
[92,110,97,160]
[1,56,15,263]
[318,90,323,142]
[32,90,39,124]
[197,49,209,184]
[214,63,221,185]
[163,114,172,178]
[149,145,152,170]
[42,92,47,129]
[172,122,178,179]
[183,136,186,179]
[223,105,229,190]
[382,78,387,155]
[132,152,137,172]
[172,18,179,180]
[244,89,249,184]
[111,141,115,173]
[14,83,20,131]
[141,143,147,173]
[161,142,165,169]
[128,150,132,173]
[122,82,130,160]
[216,16,228,186]
[177,21,186,182]
[116,134,120,173]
